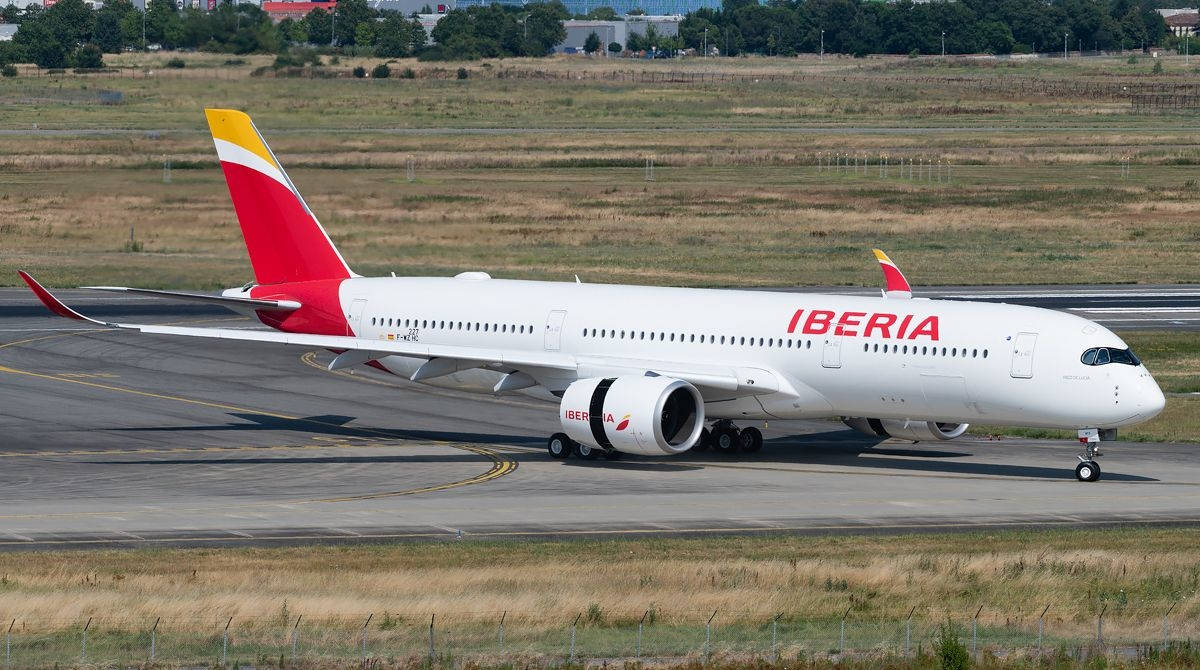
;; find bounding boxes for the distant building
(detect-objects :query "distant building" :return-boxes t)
[372,0,452,13]
[262,0,335,21]
[0,23,17,41]
[263,0,447,22]
[1162,10,1199,36]
[459,0,712,17]
[556,14,679,53]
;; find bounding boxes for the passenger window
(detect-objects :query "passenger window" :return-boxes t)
[983,349,988,358]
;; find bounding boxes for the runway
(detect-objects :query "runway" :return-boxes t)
[0,287,1197,550]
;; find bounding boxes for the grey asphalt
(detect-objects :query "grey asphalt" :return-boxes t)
[0,287,1197,551]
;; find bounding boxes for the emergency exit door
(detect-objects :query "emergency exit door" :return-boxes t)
[821,335,842,369]
[544,310,567,351]
[348,299,366,336]
[1010,332,1038,379]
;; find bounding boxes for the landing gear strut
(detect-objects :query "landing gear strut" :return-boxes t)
[1075,429,1102,482]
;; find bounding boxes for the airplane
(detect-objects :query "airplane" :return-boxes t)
[18,109,1166,482]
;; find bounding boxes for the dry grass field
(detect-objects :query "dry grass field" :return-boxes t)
[3,55,1200,290]
[2,528,1198,641]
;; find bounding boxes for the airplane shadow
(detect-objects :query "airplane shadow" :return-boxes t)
[114,413,542,448]
[109,414,1158,482]
[745,432,1157,482]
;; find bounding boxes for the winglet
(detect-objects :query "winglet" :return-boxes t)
[872,249,912,299]
[17,271,106,324]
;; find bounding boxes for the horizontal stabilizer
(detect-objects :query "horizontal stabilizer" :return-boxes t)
[80,286,301,311]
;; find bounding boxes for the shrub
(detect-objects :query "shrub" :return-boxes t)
[456,66,468,79]
[400,67,415,78]
[72,44,105,69]
[935,624,969,670]
[371,63,390,78]
[908,48,920,58]
[352,65,366,78]
[223,58,246,65]
[165,57,186,68]
[1,64,15,78]
[1127,55,1138,64]
[1153,59,1163,74]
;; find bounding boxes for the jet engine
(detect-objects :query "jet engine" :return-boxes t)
[842,417,969,442]
[560,375,705,456]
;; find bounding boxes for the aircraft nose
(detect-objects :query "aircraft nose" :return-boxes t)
[1139,374,1166,420]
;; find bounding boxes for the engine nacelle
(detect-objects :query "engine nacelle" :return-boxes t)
[560,375,705,456]
[842,417,969,442]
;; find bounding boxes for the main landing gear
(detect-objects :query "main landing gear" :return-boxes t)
[1074,429,1102,482]
[701,420,763,455]
[546,433,621,461]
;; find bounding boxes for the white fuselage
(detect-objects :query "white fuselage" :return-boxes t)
[336,275,1166,430]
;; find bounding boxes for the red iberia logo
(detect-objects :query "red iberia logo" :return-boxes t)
[563,410,631,431]
[786,309,939,341]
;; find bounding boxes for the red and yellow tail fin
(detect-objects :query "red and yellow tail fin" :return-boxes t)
[872,249,912,299]
[205,109,353,286]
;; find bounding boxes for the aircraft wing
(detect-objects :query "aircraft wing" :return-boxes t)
[20,272,779,397]
[80,286,301,311]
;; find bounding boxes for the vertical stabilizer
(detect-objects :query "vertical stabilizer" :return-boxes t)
[204,108,353,285]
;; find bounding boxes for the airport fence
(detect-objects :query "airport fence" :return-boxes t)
[0,606,1192,668]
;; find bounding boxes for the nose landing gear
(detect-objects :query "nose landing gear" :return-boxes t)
[1075,429,1102,482]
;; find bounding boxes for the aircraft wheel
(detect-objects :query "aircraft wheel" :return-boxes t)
[712,425,740,454]
[575,442,600,460]
[547,433,573,459]
[1075,460,1101,482]
[691,428,712,452]
[738,427,763,453]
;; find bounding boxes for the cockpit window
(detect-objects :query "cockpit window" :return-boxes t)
[1081,347,1141,366]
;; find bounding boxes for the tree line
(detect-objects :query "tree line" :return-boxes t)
[0,0,566,67]
[0,0,1176,69]
[679,0,1169,57]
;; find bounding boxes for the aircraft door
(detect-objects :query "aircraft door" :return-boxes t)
[544,310,567,351]
[821,335,842,369]
[348,299,367,336]
[1010,332,1037,379]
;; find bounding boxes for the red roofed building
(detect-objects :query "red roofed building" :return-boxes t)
[262,0,335,22]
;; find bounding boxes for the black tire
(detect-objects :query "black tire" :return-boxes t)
[575,442,600,460]
[738,426,763,453]
[547,433,572,459]
[691,427,712,452]
[1075,460,1101,482]
[602,449,623,460]
[712,425,740,454]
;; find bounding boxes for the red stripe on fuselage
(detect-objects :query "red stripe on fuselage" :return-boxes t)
[251,279,350,336]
